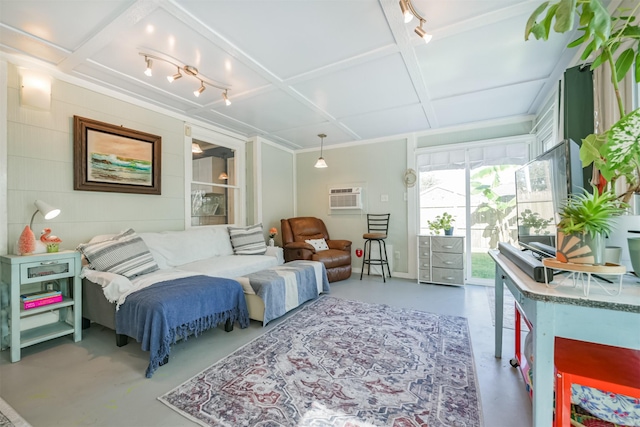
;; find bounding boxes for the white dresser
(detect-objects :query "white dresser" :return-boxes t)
[417,235,464,286]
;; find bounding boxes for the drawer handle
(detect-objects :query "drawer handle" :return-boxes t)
[444,261,453,265]
[443,245,453,249]
[445,276,454,280]
[40,261,59,265]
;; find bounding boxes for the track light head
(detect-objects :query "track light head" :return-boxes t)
[399,0,413,23]
[144,57,153,77]
[167,69,182,83]
[223,90,231,106]
[415,22,432,43]
[194,82,206,97]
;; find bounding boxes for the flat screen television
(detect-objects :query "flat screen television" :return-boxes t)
[514,139,590,257]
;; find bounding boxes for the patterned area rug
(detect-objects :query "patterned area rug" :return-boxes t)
[159,296,483,427]
[0,398,31,427]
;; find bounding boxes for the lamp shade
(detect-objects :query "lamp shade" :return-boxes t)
[30,200,60,229]
[314,157,328,168]
[34,200,60,220]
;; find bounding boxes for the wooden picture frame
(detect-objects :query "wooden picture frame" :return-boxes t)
[73,115,161,195]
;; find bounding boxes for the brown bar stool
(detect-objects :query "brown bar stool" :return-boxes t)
[360,213,391,282]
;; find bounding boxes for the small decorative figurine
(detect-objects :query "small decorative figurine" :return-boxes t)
[41,228,62,253]
[17,226,36,255]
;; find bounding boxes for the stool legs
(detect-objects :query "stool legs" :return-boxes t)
[360,239,391,282]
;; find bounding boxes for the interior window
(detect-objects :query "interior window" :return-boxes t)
[187,127,243,228]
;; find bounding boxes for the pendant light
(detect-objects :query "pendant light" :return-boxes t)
[314,134,328,168]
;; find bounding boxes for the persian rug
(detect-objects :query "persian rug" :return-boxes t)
[0,398,31,427]
[485,286,528,331]
[159,296,483,427]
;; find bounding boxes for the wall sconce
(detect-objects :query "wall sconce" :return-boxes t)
[192,143,203,153]
[19,69,52,110]
[30,199,60,229]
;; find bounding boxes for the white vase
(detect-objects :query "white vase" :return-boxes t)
[269,238,275,247]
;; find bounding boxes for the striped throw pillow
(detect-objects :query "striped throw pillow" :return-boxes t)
[77,228,159,278]
[228,223,267,255]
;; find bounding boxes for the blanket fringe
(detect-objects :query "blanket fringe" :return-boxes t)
[145,305,249,378]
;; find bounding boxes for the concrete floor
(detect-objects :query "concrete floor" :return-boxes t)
[0,276,532,427]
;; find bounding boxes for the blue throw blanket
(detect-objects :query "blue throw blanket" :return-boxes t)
[115,275,249,378]
[242,260,330,325]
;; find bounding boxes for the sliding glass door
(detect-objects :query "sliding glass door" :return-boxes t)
[417,138,531,284]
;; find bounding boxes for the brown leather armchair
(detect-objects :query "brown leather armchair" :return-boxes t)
[281,217,352,282]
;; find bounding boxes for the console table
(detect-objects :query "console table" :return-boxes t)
[490,250,640,427]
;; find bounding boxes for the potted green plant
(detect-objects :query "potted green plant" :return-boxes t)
[427,212,455,235]
[518,209,553,235]
[556,188,627,264]
[525,0,640,205]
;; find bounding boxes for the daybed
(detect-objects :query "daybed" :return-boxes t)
[79,226,283,377]
[80,225,329,377]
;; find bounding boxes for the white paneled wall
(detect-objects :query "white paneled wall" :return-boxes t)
[5,63,186,253]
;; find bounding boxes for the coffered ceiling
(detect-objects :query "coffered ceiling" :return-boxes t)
[0,0,578,149]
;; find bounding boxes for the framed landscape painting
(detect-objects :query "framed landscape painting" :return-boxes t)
[73,116,161,195]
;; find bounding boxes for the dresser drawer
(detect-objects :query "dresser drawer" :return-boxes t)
[431,267,464,285]
[20,257,76,284]
[417,259,431,270]
[431,236,463,254]
[418,236,431,251]
[418,269,431,282]
[431,252,463,269]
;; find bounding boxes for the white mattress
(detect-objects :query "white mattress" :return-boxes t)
[175,255,279,279]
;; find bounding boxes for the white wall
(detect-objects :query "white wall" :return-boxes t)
[5,62,186,252]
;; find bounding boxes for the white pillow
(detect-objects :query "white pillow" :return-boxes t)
[76,228,159,278]
[305,238,329,252]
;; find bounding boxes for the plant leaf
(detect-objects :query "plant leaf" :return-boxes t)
[525,1,551,40]
[542,3,560,37]
[636,51,640,83]
[555,0,577,32]
[567,33,588,47]
[615,48,635,82]
[588,0,612,48]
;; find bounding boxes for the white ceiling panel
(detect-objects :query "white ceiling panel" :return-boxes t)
[178,0,396,79]
[0,0,130,51]
[0,27,68,64]
[418,13,572,100]
[211,88,327,133]
[293,53,419,119]
[431,80,545,127]
[340,104,431,140]
[0,0,585,148]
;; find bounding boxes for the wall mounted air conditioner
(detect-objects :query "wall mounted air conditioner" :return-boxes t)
[329,187,362,209]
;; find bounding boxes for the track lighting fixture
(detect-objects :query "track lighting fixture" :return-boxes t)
[140,52,231,104]
[398,0,432,44]
[314,134,328,169]
[144,57,153,76]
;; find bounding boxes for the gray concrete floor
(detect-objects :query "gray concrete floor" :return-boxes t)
[0,276,532,426]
